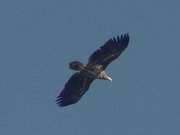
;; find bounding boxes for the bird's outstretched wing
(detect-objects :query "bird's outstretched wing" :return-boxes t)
[88,33,129,69]
[56,73,94,107]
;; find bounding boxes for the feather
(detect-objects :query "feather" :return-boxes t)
[88,33,129,69]
[56,73,94,106]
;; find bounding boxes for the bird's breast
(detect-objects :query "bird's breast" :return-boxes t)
[80,65,102,79]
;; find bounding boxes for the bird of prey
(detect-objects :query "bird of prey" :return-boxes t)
[56,33,129,107]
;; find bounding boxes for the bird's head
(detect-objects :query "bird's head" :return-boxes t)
[69,61,84,71]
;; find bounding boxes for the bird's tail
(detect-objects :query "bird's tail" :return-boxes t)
[69,61,85,71]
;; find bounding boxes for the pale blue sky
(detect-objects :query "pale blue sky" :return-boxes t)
[0,0,180,135]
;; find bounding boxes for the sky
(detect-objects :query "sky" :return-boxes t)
[0,0,180,135]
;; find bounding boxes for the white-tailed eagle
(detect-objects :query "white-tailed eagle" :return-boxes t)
[56,33,129,107]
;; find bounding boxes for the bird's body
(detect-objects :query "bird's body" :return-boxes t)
[71,62,109,80]
[56,33,129,107]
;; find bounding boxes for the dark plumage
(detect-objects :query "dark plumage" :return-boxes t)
[56,33,129,107]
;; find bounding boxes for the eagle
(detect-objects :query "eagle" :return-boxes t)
[56,33,129,107]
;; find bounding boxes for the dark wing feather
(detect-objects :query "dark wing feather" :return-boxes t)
[88,33,129,69]
[56,73,94,107]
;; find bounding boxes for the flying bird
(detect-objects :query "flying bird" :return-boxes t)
[56,33,129,107]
